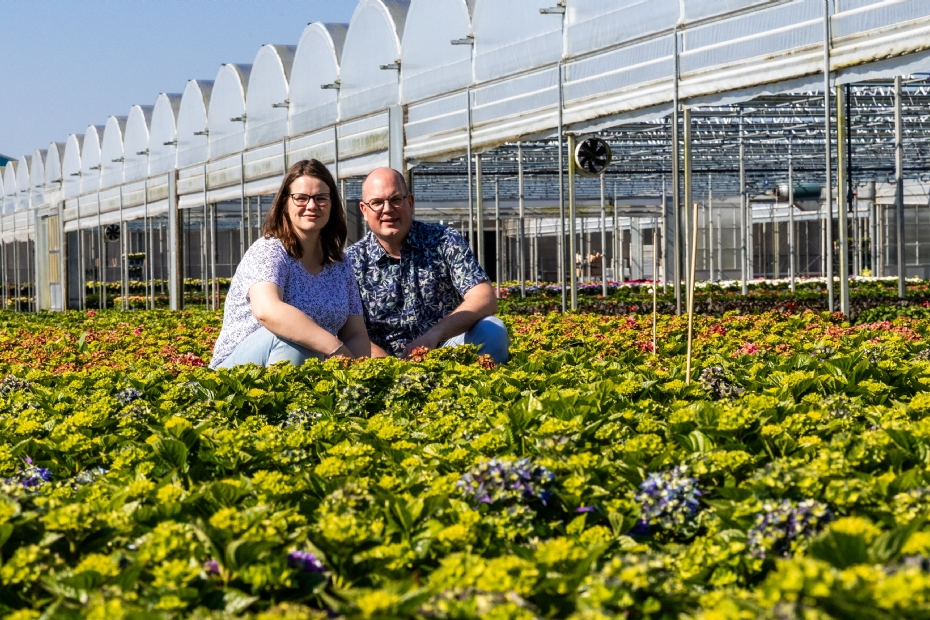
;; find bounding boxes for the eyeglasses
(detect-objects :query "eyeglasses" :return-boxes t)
[361,194,409,213]
[290,193,331,207]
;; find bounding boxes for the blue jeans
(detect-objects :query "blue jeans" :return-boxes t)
[217,326,323,369]
[440,316,510,364]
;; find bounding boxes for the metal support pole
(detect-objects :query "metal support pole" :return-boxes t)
[739,112,748,294]
[613,191,620,282]
[706,175,713,281]
[466,88,474,252]
[836,85,850,316]
[683,107,693,285]
[600,174,607,295]
[672,29,682,314]
[518,142,526,297]
[686,198,699,385]
[210,202,217,310]
[557,62,566,312]
[869,181,878,276]
[475,154,485,269]
[97,192,105,310]
[789,144,796,292]
[568,132,578,310]
[652,215,658,355]
[78,222,85,310]
[823,0,835,310]
[120,186,128,309]
[494,179,501,297]
[895,75,905,298]
[240,153,246,258]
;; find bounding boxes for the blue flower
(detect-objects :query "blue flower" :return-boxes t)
[748,499,833,559]
[116,387,143,405]
[635,466,702,534]
[457,458,555,507]
[287,550,326,573]
[7,457,52,489]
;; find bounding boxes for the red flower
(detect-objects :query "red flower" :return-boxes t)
[86,310,96,317]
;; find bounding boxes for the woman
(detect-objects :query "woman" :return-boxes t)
[210,159,370,369]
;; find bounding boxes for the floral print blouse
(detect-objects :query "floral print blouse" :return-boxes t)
[346,221,488,357]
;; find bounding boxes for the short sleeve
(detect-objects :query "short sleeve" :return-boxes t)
[344,261,364,315]
[242,238,290,297]
[440,226,488,296]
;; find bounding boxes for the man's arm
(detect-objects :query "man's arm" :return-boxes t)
[401,281,497,357]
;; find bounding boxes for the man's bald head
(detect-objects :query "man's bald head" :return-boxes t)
[362,167,409,201]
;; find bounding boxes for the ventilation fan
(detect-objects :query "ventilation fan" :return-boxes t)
[104,224,121,241]
[574,136,612,177]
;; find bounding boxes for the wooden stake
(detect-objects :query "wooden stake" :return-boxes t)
[685,201,699,384]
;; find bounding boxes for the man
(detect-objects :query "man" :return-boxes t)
[345,167,509,363]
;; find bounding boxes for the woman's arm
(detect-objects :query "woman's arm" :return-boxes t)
[249,281,351,358]
[338,315,372,358]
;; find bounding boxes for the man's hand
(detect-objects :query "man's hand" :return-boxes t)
[402,332,441,359]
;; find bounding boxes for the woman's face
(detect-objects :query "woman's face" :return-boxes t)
[287,174,332,238]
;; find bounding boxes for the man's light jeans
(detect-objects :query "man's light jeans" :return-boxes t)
[440,316,509,364]
[218,315,510,368]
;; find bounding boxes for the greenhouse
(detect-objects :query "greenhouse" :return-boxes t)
[9,2,930,618]
[0,0,927,315]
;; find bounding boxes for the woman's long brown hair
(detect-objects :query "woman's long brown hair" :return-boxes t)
[262,159,347,264]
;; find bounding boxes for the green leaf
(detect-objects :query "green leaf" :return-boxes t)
[809,530,869,569]
[153,438,188,472]
[869,518,924,564]
[223,588,260,614]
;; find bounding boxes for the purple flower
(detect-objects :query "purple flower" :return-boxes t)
[635,466,702,534]
[5,459,52,490]
[203,560,221,575]
[456,458,556,508]
[287,550,325,573]
[748,499,832,559]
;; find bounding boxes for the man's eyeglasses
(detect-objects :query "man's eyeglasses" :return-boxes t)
[290,193,331,207]
[361,194,409,213]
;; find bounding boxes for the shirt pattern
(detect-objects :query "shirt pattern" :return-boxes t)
[210,236,363,368]
[346,220,488,357]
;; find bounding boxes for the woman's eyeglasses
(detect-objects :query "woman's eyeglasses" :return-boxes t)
[361,194,409,213]
[290,193,331,207]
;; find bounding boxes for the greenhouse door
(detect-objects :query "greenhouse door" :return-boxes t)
[44,212,64,311]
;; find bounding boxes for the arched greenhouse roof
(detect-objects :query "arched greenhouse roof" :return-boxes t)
[289,22,346,137]
[246,45,296,149]
[44,142,64,190]
[208,63,251,160]
[101,116,128,189]
[3,162,17,213]
[176,80,212,169]
[62,134,84,199]
[339,0,408,121]
[150,93,182,176]
[80,125,104,195]
[16,156,30,211]
[401,0,473,105]
[124,105,154,183]
[30,149,45,208]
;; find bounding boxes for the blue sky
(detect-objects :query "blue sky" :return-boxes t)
[0,0,360,160]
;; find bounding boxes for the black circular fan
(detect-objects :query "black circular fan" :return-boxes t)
[574,137,612,177]
[104,224,121,241]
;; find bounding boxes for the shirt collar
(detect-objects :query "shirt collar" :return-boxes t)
[364,220,426,262]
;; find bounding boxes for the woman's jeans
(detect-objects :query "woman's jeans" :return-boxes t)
[217,327,322,369]
[218,316,510,369]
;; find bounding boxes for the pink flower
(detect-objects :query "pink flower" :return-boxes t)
[733,342,760,357]
[86,310,96,317]
[172,352,205,367]
[133,328,142,335]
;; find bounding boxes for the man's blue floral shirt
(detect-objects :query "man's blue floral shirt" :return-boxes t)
[346,221,488,357]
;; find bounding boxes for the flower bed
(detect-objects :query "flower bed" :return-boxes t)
[4,309,930,617]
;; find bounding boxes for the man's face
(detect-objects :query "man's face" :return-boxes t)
[360,170,414,244]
